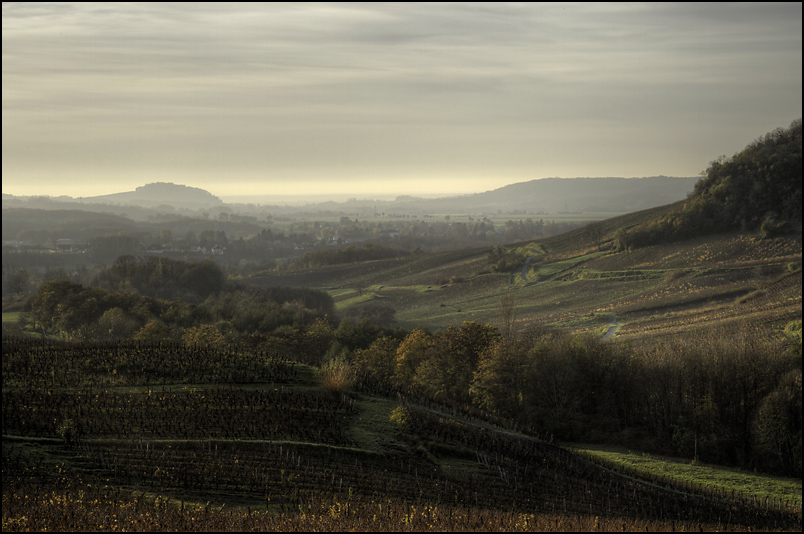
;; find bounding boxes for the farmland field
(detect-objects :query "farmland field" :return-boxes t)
[3,337,801,531]
[249,228,801,345]
[3,208,801,531]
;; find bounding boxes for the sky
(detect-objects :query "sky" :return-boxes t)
[2,2,801,202]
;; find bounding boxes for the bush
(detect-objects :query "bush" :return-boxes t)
[389,406,410,428]
[760,216,790,239]
[664,269,687,284]
[320,358,354,397]
[57,418,78,447]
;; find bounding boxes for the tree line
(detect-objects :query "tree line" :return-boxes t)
[341,321,801,478]
[19,258,335,345]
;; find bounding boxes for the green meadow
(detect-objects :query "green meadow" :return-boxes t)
[572,444,802,509]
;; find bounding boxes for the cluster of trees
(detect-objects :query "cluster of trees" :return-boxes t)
[93,256,225,303]
[89,229,232,263]
[22,258,335,345]
[14,215,574,271]
[487,246,531,273]
[26,279,200,342]
[338,322,801,477]
[241,217,586,260]
[616,119,801,249]
[204,287,335,334]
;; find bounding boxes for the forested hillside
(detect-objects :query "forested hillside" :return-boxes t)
[618,119,801,249]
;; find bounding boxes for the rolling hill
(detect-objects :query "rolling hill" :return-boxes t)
[250,208,801,345]
[251,120,802,344]
[398,175,700,214]
[79,182,224,209]
[3,121,801,532]
[4,176,699,219]
[3,337,799,531]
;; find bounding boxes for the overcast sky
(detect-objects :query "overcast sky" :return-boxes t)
[2,2,801,201]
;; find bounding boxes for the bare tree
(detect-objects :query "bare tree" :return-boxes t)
[585,222,604,251]
[499,289,517,341]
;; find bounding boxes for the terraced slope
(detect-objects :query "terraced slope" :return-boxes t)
[3,338,799,530]
[250,222,801,345]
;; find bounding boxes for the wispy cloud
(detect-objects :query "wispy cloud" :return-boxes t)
[2,2,801,197]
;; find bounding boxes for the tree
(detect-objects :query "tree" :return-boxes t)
[613,228,630,252]
[305,318,336,363]
[357,302,396,328]
[395,329,432,385]
[179,260,224,301]
[182,324,224,347]
[132,319,174,342]
[498,290,517,341]
[413,322,499,403]
[753,370,802,476]
[183,230,198,248]
[7,267,30,295]
[353,336,399,383]
[470,339,532,416]
[30,280,94,337]
[93,307,140,341]
[585,222,605,251]
[526,334,585,433]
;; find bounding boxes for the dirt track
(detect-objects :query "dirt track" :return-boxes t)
[601,315,620,340]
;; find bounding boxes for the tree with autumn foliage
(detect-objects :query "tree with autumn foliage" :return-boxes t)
[470,338,533,416]
[412,321,499,403]
[352,336,399,383]
[394,328,432,384]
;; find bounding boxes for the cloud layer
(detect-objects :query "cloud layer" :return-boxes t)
[3,2,801,198]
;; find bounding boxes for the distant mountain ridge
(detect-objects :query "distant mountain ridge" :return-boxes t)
[235,176,700,214]
[413,176,700,214]
[3,176,699,216]
[79,182,223,209]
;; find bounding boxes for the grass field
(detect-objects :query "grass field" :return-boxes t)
[2,312,21,323]
[572,444,802,510]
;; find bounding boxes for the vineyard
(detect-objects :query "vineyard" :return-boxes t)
[3,337,801,531]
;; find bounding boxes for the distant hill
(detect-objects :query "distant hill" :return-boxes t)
[406,176,700,214]
[4,177,697,218]
[277,176,701,216]
[81,182,223,210]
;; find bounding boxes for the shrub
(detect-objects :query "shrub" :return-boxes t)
[664,269,687,284]
[320,358,354,396]
[760,216,790,239]
[57,418,78,447]
[389,406,410,428]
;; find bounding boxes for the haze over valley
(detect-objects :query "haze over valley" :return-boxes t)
[2,3,801,531]
[2,175,700,216]
[3,120,801,532]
